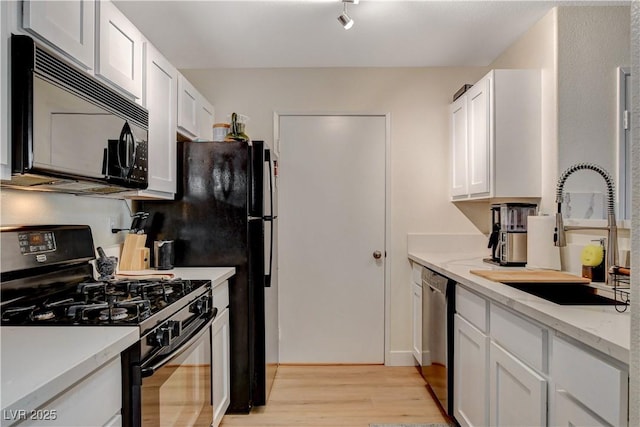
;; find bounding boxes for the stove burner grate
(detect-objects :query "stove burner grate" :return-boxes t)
[32,310,55,321]
[1,277,208,326]
[99,307,128,321]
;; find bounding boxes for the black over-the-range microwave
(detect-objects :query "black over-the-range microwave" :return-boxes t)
[3,35,149,194]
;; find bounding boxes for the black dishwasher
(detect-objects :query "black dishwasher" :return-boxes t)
[421,267,455,419]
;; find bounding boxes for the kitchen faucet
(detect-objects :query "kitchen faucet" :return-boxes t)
[554,163,618,284]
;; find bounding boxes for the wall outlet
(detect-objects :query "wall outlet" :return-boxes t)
[108,216,118,233]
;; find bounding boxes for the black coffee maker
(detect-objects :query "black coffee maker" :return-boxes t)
[487,204,502,263]
[486,203,538,266]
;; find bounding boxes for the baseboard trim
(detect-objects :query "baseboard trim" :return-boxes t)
[385,350,417,366]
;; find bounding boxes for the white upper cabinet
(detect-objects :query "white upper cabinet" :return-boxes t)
[22,0,95,70]
[178,73,214,140]
[450,96,468,198]
[177,73,200,138]
[198,98,214,141]
[466,78,490,196]
[133,42,177,199]
[450,70,541,200]
[96,0,144,100]
[1,0,10,180]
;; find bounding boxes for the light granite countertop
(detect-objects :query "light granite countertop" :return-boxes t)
[409,251,630,364]
[0,326,139,418]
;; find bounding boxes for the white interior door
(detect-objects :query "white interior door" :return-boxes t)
[278,115,386,363]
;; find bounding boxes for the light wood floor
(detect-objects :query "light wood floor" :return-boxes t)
[220,365,448,427]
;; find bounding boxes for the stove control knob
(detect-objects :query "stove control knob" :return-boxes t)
[190,298,205,315]
[148,325,171,347]
[168,320,181,338]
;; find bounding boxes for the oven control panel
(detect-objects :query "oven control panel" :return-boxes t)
[18,231,56,255]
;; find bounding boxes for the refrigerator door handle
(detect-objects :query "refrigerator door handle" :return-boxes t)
[264,150,275,287]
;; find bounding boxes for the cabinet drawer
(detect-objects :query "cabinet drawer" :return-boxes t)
[490,303,545,372]
[456,286,487,332]
[551,335,628,427]
[212,281,229,313]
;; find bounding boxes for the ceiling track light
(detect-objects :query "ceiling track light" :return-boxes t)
[337,0,357,30]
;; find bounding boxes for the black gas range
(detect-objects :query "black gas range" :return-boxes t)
[1,225,217,427]
[0,225,211,335]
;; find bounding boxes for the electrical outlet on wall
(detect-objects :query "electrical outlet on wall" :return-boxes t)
[108,216,118,233]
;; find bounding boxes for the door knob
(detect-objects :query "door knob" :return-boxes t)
[373,250,382,260]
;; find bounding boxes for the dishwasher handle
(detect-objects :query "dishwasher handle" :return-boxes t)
[421,268,450,294]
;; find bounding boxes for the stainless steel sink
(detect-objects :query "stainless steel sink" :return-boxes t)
[501,282,620,305]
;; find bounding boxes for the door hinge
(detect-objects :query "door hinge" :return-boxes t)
[623,110,630,130]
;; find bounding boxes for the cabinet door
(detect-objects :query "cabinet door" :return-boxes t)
[412,282,422,364]
[212,309,231,427]
[0,0,9,180]
[551,335,628,427]
[466,76,491,197]
[20,357,121,426]
[198,98,214,141]
[489,341,547,427]
[138,43,177,198]
[454,314,489,427]
[553,389,610,427]
[22,0,95,70]
[96,0,143,100]
[450,96,468,198]
[177,73,199,138]
[103,414,123,427]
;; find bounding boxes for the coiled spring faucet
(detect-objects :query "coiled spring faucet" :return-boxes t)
[554,163,618,284]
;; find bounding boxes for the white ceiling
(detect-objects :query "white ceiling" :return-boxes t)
[113,0,627,69]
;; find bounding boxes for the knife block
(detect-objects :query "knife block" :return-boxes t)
[119,234,148,271]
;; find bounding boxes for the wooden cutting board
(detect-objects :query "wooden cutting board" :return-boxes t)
[470,269,590,284]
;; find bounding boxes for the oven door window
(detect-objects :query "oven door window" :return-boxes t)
[142,330,212,426]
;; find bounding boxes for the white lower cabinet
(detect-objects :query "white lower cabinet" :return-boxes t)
[489,341,547,426]
[211,280,231,427]
[452,284,628,427]
[211,308,231,427]
[554,389,608,427]
[412,281,422,364]
[453,314,489,427]
[102,414,122,427]
[18,357,121,426]
[550,335,628,427]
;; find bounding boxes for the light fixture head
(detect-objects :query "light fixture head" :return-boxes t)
[337,11,354,29]
[343,0,360,4]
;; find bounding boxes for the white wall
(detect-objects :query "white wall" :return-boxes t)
[183,67,487,359]
[557,6,631,197]
[0,189,131,249]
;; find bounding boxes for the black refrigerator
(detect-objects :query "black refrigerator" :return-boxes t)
[139,140,278,413]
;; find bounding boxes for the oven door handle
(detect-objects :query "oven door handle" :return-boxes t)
[140,314,215,378]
